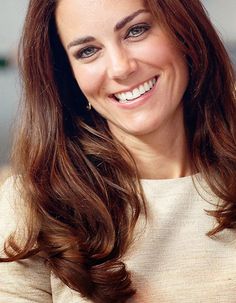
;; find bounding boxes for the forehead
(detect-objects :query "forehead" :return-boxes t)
[56,0,147,15]
[55,0,147,34]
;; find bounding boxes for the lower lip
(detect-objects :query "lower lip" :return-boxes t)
[109,77,158,109]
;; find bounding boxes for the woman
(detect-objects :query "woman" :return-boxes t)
[0,0,236,302]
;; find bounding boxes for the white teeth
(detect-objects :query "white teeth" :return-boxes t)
[132,88,141,99]
[139,84,146,94]
[144,82,150,91]
[121,93,126,101]
[114,77,157,102]
[125,92,133,100]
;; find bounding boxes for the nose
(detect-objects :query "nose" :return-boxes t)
[107,46,137,80]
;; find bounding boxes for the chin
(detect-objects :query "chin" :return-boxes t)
[118,123,161,138]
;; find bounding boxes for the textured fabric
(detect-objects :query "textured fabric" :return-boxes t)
[0,177,52,303]
[0,175,236,302]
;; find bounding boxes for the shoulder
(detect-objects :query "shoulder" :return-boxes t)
[0,175,21,208]
[0,177,53,301]
[0,175,24,221]
[0,176,21,224]
[0,176,29,251]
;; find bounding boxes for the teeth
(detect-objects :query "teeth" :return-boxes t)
[132,88,141,99]
[144,82,150,91]
[114,77,157,102]
[139,84,146,94]
[125,92,133,100]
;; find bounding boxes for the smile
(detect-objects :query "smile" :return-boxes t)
[113,76,158,103]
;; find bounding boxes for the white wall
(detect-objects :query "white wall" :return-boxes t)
[0,1,28,54]
[202,0,236,43]
[0,1,235,54]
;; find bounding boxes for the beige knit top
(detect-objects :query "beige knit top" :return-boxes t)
[0,175,236,303]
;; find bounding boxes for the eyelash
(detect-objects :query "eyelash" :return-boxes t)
[125,23,151,39]
[75,23,151,60]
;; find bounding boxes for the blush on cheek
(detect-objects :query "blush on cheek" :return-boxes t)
[72,63,105,102]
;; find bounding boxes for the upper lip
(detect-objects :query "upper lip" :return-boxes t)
[110,76,158,96]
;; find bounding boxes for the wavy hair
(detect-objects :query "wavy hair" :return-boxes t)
[1,0,236,302]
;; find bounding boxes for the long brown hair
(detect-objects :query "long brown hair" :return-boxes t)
[1,0,236,302]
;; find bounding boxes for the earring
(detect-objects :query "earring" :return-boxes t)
[86,102,92,111]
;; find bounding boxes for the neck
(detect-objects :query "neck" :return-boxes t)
[129,132,192,179]
[111,114,193,180]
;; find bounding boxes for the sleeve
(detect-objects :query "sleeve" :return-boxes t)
[0,177,52,303]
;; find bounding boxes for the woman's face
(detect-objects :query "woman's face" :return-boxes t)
[56,0,189,139]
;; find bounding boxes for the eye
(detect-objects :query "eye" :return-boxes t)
[75,46,99,59]
[126,24,151,39]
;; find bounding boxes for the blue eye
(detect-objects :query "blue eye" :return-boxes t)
[126,24,151,39]
[76,46,98,59]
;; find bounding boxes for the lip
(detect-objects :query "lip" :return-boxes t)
[110,76,158,96]
[109,76,159,109]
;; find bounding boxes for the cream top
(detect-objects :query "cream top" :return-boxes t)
[0,175,236,303]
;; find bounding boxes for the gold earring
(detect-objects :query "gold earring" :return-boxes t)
[86,102,92,111]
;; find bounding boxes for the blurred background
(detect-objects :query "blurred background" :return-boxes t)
[0,0,236,182]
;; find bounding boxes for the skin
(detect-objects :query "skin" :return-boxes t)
[56,0,192,179]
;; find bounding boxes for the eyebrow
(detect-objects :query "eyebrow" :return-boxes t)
[67,9,149,50]
[115,9,148,31]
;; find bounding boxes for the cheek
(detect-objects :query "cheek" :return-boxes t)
[142,42,179,67]
[136,33,186,71]
[146,41,188,87]
[72,63,105,99]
